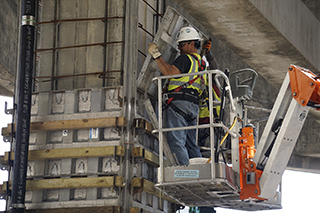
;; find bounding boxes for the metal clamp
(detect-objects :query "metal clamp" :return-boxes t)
[0,191,5,199]
[22,15,36,26]
[162,93,168,101]
[3,136,11,143]
[0,163,9,171]
[10,203,26,209]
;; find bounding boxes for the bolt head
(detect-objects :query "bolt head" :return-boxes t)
[293,92,297,96]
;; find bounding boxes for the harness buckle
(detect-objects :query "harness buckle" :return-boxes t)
[163,93,169,102]
[181,84,187,89]
[162,93,169,109]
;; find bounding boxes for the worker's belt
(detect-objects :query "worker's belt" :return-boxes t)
[163,90,199,123]
[164,90,199,104]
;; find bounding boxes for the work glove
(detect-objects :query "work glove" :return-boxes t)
[203,40,211,53]
[148,43,161,59]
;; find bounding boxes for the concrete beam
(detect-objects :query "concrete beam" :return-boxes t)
[301,0,320,21]
[173,0,319,89]
[250,0,320,77]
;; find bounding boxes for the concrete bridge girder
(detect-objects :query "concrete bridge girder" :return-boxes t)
[174,0,319,88]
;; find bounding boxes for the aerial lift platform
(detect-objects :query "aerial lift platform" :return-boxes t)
[153,65,319,211]
[138,6,320,211]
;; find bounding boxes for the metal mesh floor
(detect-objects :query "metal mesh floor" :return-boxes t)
[156,163,282,211]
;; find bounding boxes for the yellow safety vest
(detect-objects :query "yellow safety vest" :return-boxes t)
[199,87,221,120]
[167,53,203,95]
[166,53,221,121]
[199,73,221,122]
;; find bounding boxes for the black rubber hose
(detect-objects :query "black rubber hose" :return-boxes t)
[10,1,36,212]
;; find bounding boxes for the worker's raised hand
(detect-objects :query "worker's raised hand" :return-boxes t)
[147,43,161,59]
[203,40,211,53]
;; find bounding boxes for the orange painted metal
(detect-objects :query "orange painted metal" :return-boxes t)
[238,65,320,200]
[239,127,265,200]
[239,127,255,158]
[288,65,320,109]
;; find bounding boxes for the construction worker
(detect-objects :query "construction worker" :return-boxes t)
[147,26,204,165]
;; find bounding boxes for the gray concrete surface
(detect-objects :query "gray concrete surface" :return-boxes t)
[302,0,320,21]
[250,0,320,78]
[0,0,19,96]
[173,0,319,89]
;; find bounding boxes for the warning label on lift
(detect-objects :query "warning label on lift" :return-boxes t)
[174,170,199,178]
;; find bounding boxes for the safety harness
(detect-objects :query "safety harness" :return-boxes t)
[163,53,206,122]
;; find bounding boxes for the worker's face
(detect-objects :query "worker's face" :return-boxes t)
[178,41,193,55]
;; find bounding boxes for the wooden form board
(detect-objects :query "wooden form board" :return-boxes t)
[2,117,127,136]
[1,204,123,213]
[28,206,122,213]
[1,206,123,213]
[129,207,141,213]
[1,146,124,164]
[133,118,153,134]
[2,176,124,191]
[131,177,179,204]
[132,147,170,167]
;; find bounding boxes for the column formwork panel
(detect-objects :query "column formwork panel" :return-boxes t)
[3,0,174,212]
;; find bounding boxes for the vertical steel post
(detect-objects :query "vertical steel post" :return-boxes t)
[10,0,36,212]
[158,78,164,183]
[123,0,138,212]
[208,72,215,179]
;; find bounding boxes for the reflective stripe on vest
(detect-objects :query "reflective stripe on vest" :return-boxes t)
[167,54,203,94]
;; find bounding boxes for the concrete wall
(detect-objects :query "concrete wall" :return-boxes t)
[0,0,19,96]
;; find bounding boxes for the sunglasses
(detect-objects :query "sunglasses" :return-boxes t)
[178,41,191,48]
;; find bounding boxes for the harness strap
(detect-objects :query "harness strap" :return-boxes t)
[166,77,199,105]
[190,53,206,84]
[189,53,206,71]
[167,91,199,104]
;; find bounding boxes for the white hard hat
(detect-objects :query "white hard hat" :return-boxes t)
[176,27,202,43]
